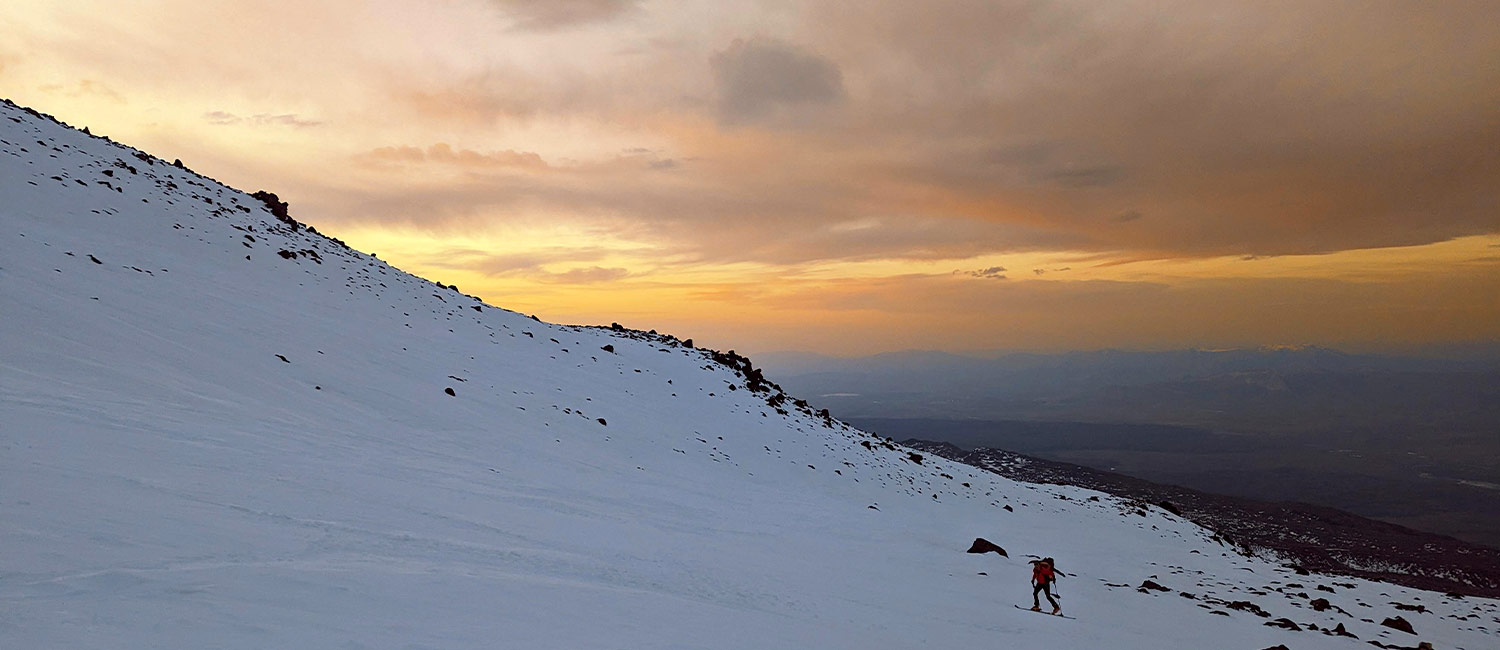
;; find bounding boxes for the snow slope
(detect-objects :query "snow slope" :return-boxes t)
[2,98,1496,649]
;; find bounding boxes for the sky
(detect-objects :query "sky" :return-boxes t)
[3,0,1498,355]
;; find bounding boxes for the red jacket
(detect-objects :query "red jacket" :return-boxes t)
[1033,564,1055,584]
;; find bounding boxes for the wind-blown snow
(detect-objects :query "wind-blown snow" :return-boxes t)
[2,99,1496,649]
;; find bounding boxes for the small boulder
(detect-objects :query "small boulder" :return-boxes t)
[1138,580,1170,593]
[1380,616,1415,634]
[1263,618,1300,631]
[1226,600,1270,618]
[444,387,456,397]
[964,538,1008,557]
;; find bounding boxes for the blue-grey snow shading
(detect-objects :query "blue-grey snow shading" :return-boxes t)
[1,98,1496,649]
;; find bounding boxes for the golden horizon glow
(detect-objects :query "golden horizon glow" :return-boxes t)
[4,1,1497,355]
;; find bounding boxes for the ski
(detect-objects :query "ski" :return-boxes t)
[1014,604,1074,619]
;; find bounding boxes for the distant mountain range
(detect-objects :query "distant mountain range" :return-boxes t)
[758,347,1500,549]
[757,346,1500,435]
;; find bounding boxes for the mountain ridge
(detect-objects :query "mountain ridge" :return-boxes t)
[4,97,1496,649]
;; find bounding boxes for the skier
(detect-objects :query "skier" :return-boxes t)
[1029,557,1062,615]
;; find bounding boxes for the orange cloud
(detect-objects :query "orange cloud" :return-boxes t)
[6,0,1497,354]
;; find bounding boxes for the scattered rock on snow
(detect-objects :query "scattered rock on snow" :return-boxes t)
[965,538,1008,557]
[1264,617,1300,631]
[1380,615,1415,634]
[1138,580,1171,593]
[1226,600,1270,618]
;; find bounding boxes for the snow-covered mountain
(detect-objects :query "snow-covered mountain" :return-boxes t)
[2,98,1495,649]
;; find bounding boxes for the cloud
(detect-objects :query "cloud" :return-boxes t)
[959,266,1007,280]
[1043,165,1124,189]
[489,0,640,31]
[544,266,630,283]
[203,111,321,128]
[40,79,126,103]
[711,38,845,126]
[359,143,547,169]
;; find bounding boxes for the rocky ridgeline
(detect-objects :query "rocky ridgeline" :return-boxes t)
[582,322,884,438]
[907,440,1500,599]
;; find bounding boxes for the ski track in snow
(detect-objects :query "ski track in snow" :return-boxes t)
[3,99,1499,649]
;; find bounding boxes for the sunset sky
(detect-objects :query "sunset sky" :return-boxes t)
[4,1,1497,355]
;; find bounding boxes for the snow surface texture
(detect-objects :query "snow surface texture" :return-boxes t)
[2,98,1496,649]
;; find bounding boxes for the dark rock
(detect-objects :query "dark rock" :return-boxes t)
[172,158,185,169]
[597,418,607,426]
[682,338,693,348]
[1261,645,1290,650]
[1138,580,1170,593]
[1264,618,1301,631]
[1003,504,1013,512]
[601,344,615,353]
[275,354,290,363]
[965,538,1008,557]
[906,452,924,465]
[1330,622,1356,638]
[1379,616,1415,634]
[1226,600,1270,618]
[1311,598,1332,611]
[1391,602,1427,613]
[250,190,299,230]
[444,387,456,397]
[1158,500,1182,516]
